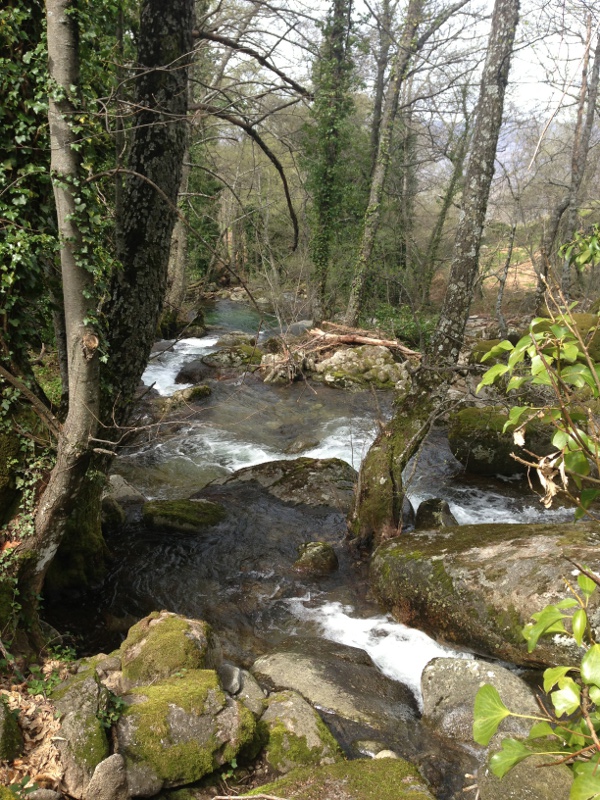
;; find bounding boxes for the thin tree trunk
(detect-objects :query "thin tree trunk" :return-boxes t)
[345,0,469,326]
[164,144,191,318]
[344,0,426,326]
[370,0,393,175]
[495,223,516,338]
[534,23,600,304]
[23,0,100,598]
[429,0,520,364]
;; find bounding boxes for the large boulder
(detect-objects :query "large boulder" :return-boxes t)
[141,499,225,533]
[175,358,214,385]
[82,754,130,800]
[247,758,436,800]
[116,670,256,795]
[120,611,222,689]
[312,345,410,392]
[370,521,600,667]
[208,457,357,514]
[52,672,111,798]
[260,690,343,774]
[447,406,554,476]
[421,658,539,743]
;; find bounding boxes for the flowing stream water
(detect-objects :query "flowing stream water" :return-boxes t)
[47,300,575,795]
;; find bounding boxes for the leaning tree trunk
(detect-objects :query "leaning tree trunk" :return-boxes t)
[429,0,520,364]
[103,0,194,425]
[21,0,101,603]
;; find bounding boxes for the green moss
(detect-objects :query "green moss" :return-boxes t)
[44,472,108,596]
[247,758,434,800]
[122,671,256,785]
[72,713,109,771]
[121,614,216,685]
[0,787,16,800]
[142,499,225,532]
[238,344,263,364]
[0,696,22,760]
[264,711,341,772]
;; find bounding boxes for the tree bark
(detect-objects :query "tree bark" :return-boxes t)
[429,0,520,364]
[344,0,426,326]
[103,0,194,424]
[22,0,100,598]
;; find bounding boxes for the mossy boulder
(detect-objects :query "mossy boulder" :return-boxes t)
[120,611,222,689]
[52,673,110,798]
[210,457,357,514]
[0,695,23,760]
[116,670,257,795]
[414,499,457,529]
[313,345,410,392]
[447,406,554,476]
[370,520,600,667]
[247,758,436,800]
[203,344,262,368]
[142,499,225,532]
[159,384,212,413]
[292,542,338,576]
[260,690,343,774]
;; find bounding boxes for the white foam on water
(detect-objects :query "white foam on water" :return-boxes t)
[142,336,220,396]
[302,419,380,469]
[286,599,471,707]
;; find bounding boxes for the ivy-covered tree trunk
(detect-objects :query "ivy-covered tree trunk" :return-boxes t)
[308,0,354,310]
[429,0,520,364]
[103,0,194,424]
[23,0,101,600]
[19,0,194,610]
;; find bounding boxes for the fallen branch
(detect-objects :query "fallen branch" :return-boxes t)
[308,329,420,359]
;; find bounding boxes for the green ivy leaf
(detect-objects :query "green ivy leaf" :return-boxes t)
[571,760,600,800]
[523,605,570,652]
[527,721,556,739]
[572,609,588,646]
[489,738,532,779]
[577,572,597,598]
[473,685,512,746]
[551,678,581,716]
[581,645,600,688]
[543,666,574,693]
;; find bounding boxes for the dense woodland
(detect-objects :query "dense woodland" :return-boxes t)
[2,0,600,795]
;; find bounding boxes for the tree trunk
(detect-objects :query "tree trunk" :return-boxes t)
[534,24,600,304]
[344,0,426,326]
[21,0,100,600]
[429,0,520,364]
[164,145,191,319]
[370,0,393,175]
[103,0,195,424]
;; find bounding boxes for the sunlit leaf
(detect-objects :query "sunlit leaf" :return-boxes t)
[476,363,510,393]
[543,666,573,693]
[527,721,556,739]
[523,604,569,652]
[581,645,600,688]
[572,609,588,647]
[473,685,512,745]
[577,572,597,599]
[564,450,590,477]
[551,678,581,716]
[489,738,532,779]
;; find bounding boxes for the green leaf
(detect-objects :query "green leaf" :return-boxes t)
[476,363,510,393]
[527,721,556,739]
[543,666,573,692]
[581,645,600,687]
[506,375,528,391]
[480,340,513,362]
[489,738,532,779]
[576,490,600,521]
[523,605,569,652]
[473,685,512,745]
[564,450,591,477]
[571,762,600,800]
[553,429,570,449]
[551,678,581,716]
[572,609,588,646]
[589,685,600,705]
[578,572,597,599]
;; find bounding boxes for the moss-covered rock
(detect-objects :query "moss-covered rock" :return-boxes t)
[370,520,600,667]
[292,542,338,576]
[203,344,262,368]
[52,673,110,798]
[120,611,222,688]
[313,345,410,392]
[414,498,457,529]
[159,385,212,412]
[142,499,225,532]
[247,758,436,800]
[211,457,357,513]
[0,695,23,761]
[448,406,554,476]
[117,670,257,794]
[260,690,343,774]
